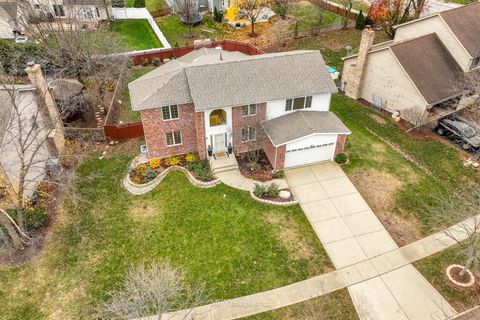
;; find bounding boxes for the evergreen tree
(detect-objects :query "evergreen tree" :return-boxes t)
[355,10,366,30]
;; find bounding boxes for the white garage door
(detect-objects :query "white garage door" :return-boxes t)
[284,134,337,168]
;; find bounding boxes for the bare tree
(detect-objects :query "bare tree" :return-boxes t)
[0,64,64,249]
[424,188,480,278]
[338,0,357,29]
[235,0,272,36]
[97,261,208,319]
[173,0,200,37]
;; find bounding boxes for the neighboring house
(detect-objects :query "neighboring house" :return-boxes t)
[342,2,480,125]
[0,2,20,39]
[0,64,65,199]
[29,0,112,22]
[129,48,351,170]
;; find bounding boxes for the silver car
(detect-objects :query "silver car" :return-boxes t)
[437,118,480,150]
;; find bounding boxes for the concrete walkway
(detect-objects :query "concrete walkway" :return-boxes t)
[285,163,456,320]
[211,156,288,192]
[148,211,478,320]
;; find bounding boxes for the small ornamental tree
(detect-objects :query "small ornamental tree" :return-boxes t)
[355,9,366,29]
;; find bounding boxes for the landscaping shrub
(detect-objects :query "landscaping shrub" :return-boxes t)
[335,153,348,164]
[59,140,84,168]
[165,156,181,167]
[355,10,365,30]
[152,57,161,66]
[142,167,158,182]
[149,158,162,169]
[3,208,48,231]
[266,183,279,197]
[191,159,214,181]
[185,153,198,163]
[253,184,267,197]
[142,58,149,66]
[274,170,285,179]
[134,0,146,8]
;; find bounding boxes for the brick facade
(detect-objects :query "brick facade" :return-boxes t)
[262,138,286,171]
[334,134,347,156]
[195,112,206,159]
[231,103,267,154]
[142,103,199,159]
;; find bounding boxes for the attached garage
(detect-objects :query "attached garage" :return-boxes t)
[262,111,351,170]
[284,134,338,168]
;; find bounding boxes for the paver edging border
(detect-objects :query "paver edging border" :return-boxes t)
[124,157,220,195]
[249,191,298,206]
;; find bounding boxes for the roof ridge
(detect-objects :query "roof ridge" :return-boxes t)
[183,50,319,71]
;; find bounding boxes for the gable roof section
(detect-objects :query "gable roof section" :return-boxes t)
[439,2,480,58]
[129,49,337,111]
[390,33,469,104]
[262,111,351,146]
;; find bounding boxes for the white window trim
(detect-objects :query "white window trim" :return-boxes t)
[162,105,179,121]
[285,96,312,111]
[241,104,257,117]
[165,131,182,147]
[241,127,256,143]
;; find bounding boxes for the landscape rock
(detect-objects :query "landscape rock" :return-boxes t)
[279,190,291,199]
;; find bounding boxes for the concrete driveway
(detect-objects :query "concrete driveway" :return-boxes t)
[285,163,455,320]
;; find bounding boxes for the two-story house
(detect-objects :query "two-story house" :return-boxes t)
[342,2,480,125]
[29,0,112,23]
[129,48,351,170]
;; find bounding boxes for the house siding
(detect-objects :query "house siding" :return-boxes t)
[232,103,266,154]
[142,103,199,159]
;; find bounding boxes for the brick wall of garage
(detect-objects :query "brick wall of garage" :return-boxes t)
[262,137,286,170]
[335,134,347,156]
[232,103,266,154]
[142,103,199,159]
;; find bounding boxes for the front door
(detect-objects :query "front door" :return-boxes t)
[213,133,226,152]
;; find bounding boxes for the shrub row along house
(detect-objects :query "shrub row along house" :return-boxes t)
[342,2,480,125]
[129,48,350,170]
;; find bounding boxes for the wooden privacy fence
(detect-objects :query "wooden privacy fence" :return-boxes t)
[104,122,144,140]
[305,0,359,21]
[127,40,264,65]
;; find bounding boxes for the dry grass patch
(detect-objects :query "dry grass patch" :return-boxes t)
[348,169,422,246]
[370,114,386,124]
[265,214,314,261]
[128,198,163,221]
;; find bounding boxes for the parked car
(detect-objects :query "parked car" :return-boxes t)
[15,36,28,44]
[437,118,480,150]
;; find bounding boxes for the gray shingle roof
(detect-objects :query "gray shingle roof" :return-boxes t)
[129,49,337,111]
[262,111,351,146]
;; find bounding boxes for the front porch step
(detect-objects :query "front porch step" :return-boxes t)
[213,164,239,174]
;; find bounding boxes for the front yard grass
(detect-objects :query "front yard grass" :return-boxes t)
[414,243,479,312]
[0,151,332,319]
[127,0,167,12]
[331,94,480,245]
[111,19,162,51]
[243,289,359,319]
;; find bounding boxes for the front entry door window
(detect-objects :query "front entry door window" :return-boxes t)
[213,133,226,152]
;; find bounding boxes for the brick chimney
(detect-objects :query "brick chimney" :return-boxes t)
[345,28,375,99]
[25,62,65,155]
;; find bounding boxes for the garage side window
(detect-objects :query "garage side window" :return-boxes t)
[285,96,312,111]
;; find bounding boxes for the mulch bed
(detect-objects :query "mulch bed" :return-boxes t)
[445,265,479,293]
[258,190,295,203]
[236,150,275,182]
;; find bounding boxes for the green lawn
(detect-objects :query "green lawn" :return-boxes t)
[287,29,389,72]
[0,152,332,319]
[284,2,340,32]
[244,289,359,320]
[118,66,156,123]
[111,19,162,51]
[330,94,480,244]
[415,243,479,312]
[156,14,226,47]
[127,0,167,12]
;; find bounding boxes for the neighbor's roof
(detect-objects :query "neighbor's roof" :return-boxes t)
[390,33,476,104]
[0,85,36,145]
[63,0,106,5]
[262,111,351,146]
[129,48,337,111]
[439,2,480,57]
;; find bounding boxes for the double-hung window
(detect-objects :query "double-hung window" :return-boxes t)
[53,4,65,16]
[165,131,182,146]
[241,104,257,116]
[241,127,256,142]
[162,105,179,120]
[285,96,313,111]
